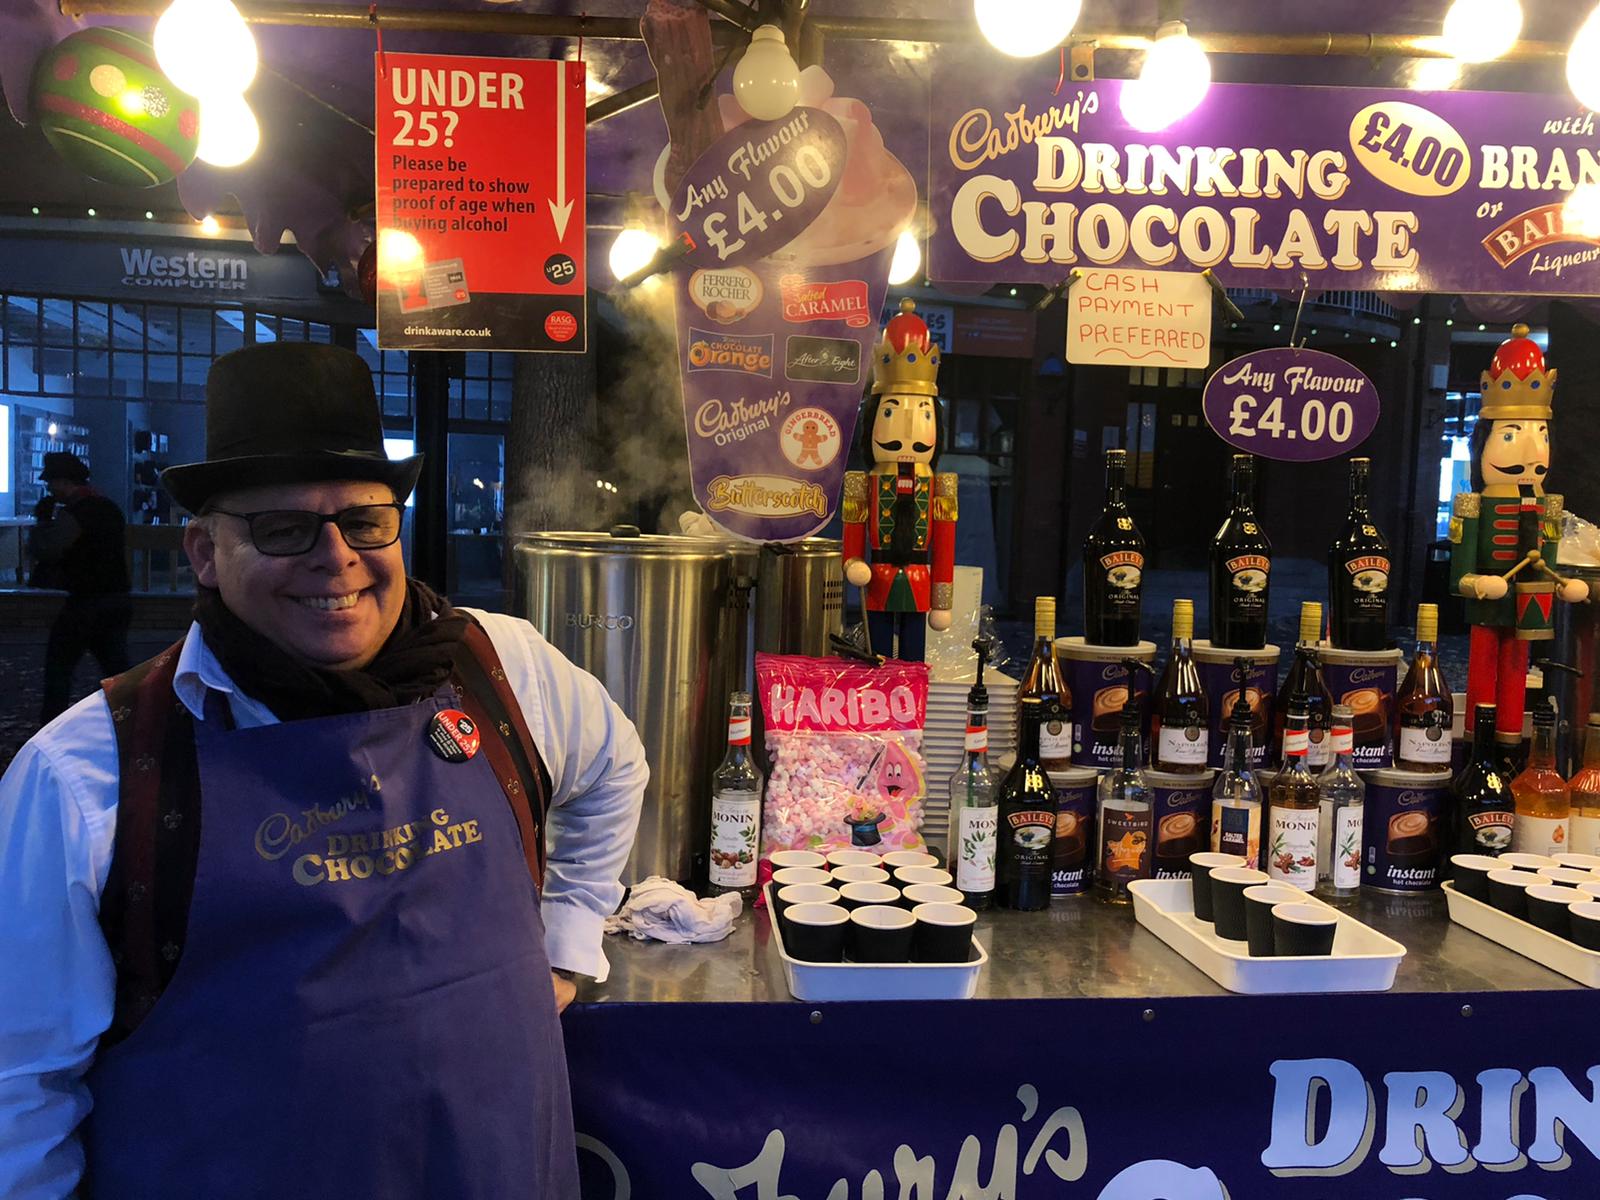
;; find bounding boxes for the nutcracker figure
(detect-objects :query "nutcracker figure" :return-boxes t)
[841,299,957,662]
[1450,323,1589,747]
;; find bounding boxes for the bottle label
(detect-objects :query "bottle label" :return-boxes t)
[1000,807,1056,906]
[1329,804,1362,889]
[1100,550,1144,611]
[1342,555,1390,612]
[1572,814,1600,857]
[1331,726,1354,755]
[1225,554,1271,615]
[1099,805,1151,893]
[1039,717,1073,762]
[727,716,752,747]
[1464,808,1514,855]
[1213,801,1260,870]
[1306,728,1332,769]
[1398,723,1451,765]
[1513,814,1571,858]
[1283,728,1309,757]
[1158,724,1209,765]
[708,790,760,887]
[955,805,998,893]
[964,725,989,753]
[1267,807,1319,890]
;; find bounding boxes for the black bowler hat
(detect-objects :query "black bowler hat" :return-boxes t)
[40,451,90,484]
[161,343,423,514]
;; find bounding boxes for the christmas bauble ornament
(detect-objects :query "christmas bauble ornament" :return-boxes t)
[32,28,200,188]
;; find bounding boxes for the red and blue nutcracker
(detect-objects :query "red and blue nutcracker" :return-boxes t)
[1450,324,1589,748]
[841,300,957,663]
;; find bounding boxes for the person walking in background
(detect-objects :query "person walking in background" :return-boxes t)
[31,451,132,724]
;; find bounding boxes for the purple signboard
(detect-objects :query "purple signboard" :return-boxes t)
[668,89,916,541]
[928,74,1600,295]
[1202,347,1380,461]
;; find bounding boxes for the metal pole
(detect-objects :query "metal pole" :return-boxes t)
[585,78,660,125]
[410,352,450,592]
[55,1,1572,60]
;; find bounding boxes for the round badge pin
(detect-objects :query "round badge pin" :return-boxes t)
[428,709,481,763]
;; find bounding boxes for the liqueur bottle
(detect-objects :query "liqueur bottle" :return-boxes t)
[949,648,1000,908]
[1208,453,1271,649]
[995,697,1057,911]
[1083,447,1145,646]
[1315,705,1364,903]
[1568,714,1600,857]
[1211,680,1263,869]
[1267,700,1321,891]
[1150,598,1208,772]
[1511,704,1570,857]
[1275,602,1335,771]
[1393,603,1454,772]
[1327,457,1391,651]
[1018,595,1073,771]
[1096,662,1153,903]
[1452,703,1515,859]
[707,691,763,900]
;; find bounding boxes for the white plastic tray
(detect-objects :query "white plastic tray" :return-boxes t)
[1442,881,1600,988]
[765,884,988,1001]
[1128,878,1407,995]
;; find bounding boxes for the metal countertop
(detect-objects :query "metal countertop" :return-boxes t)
[580,888,1581,1004]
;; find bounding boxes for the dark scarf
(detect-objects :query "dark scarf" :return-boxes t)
[194,578,472,721]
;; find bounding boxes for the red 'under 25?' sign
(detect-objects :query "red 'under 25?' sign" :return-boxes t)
[375,53,586,352]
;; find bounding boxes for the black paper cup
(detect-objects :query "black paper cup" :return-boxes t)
[1552,852,1600,873]
[1210,866,1269,941]
[1580,881,1600,903]
[1189,852,1244,923]
[769,850,827,871]
[1570,901,1600,950]
[826,849,881,870]
[1526,884,1584,936]
[893,866,954,890]
[782,902,848,962]
[1487,869,1542,918]
[774,883,839,926]
[901,883,965,910]
[911,902,978,962]
[846,904,915,963]
[771,866,832,891]
[882,850,939,872]
[1500,852,1556,873]
[830,866,891,890]
[1244,884,1307,957]
[837,882,900,912]
[1273,903,1338,956]
[1538,867,1593,888]
[1449,854,1501,902]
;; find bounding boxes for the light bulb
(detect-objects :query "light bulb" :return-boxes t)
[377,229,425,283]
[1407,58,1464,91]
[974,0,1082,58]
[1569,5,1600,112]
[199,215,221,235]
[195,93,259,167]
[154,0,258,97]
[608,227,662,282]
[887,230,922,285]
[732,25,800,122]
[1119,21,1211,133]
[1564,182,1600,237]
[1441,0,1522,63]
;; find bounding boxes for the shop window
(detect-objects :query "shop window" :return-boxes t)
[112,304,144,350]
[78,348,111,394]
[181,355,210,401]
[214,308,245,354]
[181,307,212,353]
[41,349,72,393]
[77,303,110,349]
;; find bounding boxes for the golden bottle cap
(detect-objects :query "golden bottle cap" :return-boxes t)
[1298,601,1322,643]
[1034,595,1057,639]
[1416,603,1439,643]
[1172,598,1194,640]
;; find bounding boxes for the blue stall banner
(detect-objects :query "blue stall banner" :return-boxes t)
[565,989,1600,1199]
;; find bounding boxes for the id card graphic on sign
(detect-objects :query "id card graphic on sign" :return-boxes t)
[398,258,471,312]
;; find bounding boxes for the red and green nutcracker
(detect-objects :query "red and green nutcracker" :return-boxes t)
[1450,324,1589,748]
[841,300,957,663]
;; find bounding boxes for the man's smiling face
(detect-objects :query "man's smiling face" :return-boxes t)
[1480,418,1550,488]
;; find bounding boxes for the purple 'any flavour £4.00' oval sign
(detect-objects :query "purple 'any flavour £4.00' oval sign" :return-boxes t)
[1202,347,1380,462]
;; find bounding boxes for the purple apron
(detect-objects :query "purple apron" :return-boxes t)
[85,685,578,1198]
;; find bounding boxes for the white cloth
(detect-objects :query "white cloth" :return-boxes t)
[0,609,647,1200]
[604,876,742,943]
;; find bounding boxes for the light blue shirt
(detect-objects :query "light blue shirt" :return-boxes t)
[0,610,647,1199]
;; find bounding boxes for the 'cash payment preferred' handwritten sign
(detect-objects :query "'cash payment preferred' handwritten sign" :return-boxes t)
[1066,269,1211,369]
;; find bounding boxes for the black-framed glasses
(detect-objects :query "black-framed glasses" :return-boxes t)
[209,503,405,557]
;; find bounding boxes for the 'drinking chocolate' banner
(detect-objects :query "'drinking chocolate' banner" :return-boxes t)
[666,74,915,542]
[928,72,1600,295]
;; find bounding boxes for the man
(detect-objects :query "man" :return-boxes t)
[0,343,648,1199]
[31,451,132,723]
